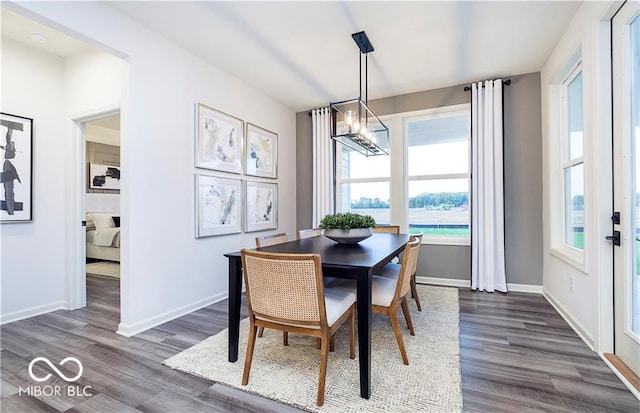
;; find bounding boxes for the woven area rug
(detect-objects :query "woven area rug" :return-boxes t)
[164,285,462,412]
[86,261,120,278]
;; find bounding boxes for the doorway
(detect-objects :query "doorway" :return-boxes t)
[84,113,121,291]
[610,0,640,388]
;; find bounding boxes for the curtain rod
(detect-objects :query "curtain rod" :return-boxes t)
[307,78,513,115]
[464,79,511,92]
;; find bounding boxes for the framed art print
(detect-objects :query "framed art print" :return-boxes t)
[245,180,277,232]
[245,123,277,178]
[196,174,242,237]
[1,113,33,223]
[89,163,121,190]
[196,103,243,174]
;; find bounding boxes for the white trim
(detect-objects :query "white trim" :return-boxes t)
[599,353,640,402]
[507,283,544,294]
[415,276,543,293]
[116,291,227,337]
[416,276,470,288]
[1,301,67,325]
[550,246,587,273]
[422,236,470,246]
[543,288,595,350]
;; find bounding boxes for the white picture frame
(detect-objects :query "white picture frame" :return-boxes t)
[196,174,242,237]
[245,123,277,178]
[245,180,277,232]
[196,103,243,174]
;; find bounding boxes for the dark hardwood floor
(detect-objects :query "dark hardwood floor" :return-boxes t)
[1,275,638,412]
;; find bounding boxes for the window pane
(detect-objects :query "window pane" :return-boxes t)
[408,179,469,236]
[564,163,584,249]
[407,114,469,176]
[340,182,390,224]
[567,72,583,160]
[340,143,390,179]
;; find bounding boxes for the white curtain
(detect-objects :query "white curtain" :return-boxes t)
[311,108,334,227]
[471,79,508,293]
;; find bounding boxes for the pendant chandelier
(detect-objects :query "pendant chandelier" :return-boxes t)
[330,31,389,157]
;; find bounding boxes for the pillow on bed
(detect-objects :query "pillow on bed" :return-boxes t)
[90,213,115,231]
[85,214,96,231]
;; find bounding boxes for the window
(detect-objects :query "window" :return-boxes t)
[337,133,391,224]
[336,104,470,244]
[406,110,470,241]
[548,55,585,270]
[562,68,584,251]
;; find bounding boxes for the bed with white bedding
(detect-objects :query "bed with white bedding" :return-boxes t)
[86,212,120,262]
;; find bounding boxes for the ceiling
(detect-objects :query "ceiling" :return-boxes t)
[2,2,581,112]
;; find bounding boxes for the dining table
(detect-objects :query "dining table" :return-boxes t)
[224,232,410,399]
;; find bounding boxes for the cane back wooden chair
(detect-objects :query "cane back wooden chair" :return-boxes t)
[371,237,422,365]
[297,228,323,239]
[378,233,424,311]
[254,233,289,340]
[371,225,401,234]
[240,249,356,406]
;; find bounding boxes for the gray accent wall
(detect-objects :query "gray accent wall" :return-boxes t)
[296,72,543,286]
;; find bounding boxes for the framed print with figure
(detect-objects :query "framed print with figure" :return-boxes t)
[245,123,277,178]
[196,103,243,174]
[245,180,277,232]
[196,174,242,237]
[1,113,33,223]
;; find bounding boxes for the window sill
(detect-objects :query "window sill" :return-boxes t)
[550,246,586,273]
[421,236,470,247]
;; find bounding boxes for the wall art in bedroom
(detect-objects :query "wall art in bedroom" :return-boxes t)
[245,123,277,178]
[1,112,33,223]
[196,103,243,174]
[245,180,277,232]
[196,174,242,237]
[90,163,121,190]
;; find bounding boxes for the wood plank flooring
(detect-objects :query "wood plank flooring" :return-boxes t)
[1,275,638,412]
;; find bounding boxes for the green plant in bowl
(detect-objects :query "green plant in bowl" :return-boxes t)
[319,213,376,244]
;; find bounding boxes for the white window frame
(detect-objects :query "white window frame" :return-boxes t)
[336,103,471,246]
[550,58,586,270]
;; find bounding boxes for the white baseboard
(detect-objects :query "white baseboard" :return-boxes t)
[543,288,594,350]
[416,276,470,288]
[1,301,67,325]
[116,292,227,337]
[415,276,543,293]
[507,283,544,293]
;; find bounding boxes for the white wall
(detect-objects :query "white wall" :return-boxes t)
[0,38,68,322]
[5,2,297,335]
[541,1,617,350]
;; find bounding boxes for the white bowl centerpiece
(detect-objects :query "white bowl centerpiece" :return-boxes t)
[319,212,376,244]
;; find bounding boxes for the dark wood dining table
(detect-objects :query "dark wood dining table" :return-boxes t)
[224,233,410,399]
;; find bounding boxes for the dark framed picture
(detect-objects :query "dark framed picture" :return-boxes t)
[195,174,242,238]
[245,123,277,178]
[89,163,121,190]
[1,113,33,223]
[196,103,243,174]
[245,180,277,232]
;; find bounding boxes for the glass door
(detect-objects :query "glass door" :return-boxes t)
[612,0,640,379]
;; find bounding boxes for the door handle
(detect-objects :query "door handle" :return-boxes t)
[605,231,621,246]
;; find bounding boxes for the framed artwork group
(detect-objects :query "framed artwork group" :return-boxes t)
[194,103,278,238]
